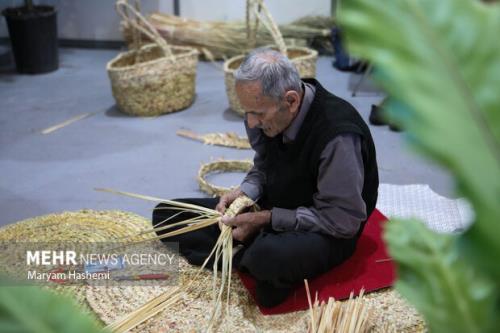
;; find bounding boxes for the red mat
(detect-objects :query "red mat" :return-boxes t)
[237,208,395,315]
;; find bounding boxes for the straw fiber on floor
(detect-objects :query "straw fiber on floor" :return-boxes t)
[86,254,425,332]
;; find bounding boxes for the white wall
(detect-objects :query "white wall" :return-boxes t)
[180,0,329,24]
[1,0,329,41]
[55,0,165,40]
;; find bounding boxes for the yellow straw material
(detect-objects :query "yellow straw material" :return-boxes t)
[98,188,254,332]
[122,12,330,60]
[305,280,374,333]
[197,159,254,197]
[41,112,96,134]
[177,129,251,149]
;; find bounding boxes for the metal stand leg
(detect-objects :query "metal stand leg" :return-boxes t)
[351,63,373,97]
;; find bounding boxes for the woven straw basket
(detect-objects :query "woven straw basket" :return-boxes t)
[107,0,198,117]
[224,0,318,116]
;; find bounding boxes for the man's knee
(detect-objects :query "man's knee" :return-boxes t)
[240,234,291,281]
[239,231,338,284]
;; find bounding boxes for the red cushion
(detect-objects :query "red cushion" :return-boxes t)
[237,208,395,315]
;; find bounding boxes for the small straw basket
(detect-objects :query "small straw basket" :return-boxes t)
[107,0,198,116]
[224,0,318,116]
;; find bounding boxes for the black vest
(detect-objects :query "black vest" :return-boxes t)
[261,79,379,237]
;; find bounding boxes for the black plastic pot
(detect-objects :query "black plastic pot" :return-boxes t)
[2,5,58,74]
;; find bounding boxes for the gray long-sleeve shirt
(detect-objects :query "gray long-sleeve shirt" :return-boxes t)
[240,82,367,239]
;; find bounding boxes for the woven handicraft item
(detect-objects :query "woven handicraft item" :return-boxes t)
[198,160,254,197]
[107,0,198,116]
[0,210,151,320]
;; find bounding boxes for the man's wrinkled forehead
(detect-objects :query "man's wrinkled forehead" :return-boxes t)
[236,80,263,98]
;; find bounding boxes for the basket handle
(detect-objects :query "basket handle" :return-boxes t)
[129,0,142,63]
[246,0,287,55]
[115,0,174,59]
[246,0,261,50]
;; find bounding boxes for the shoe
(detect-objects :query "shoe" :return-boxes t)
[369,104,387,126]
[255,281,291,308]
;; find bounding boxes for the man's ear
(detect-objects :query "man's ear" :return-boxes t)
[284,90,301,112]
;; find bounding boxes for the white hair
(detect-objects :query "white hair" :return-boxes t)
[234,48,302,100]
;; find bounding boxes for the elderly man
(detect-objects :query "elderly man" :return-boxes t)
[153,48,378,308]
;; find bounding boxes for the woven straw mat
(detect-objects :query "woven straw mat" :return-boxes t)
[0,210,151,322]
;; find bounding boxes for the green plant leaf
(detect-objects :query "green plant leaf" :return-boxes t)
[339,0,500,330]
[0,286,106,333]
[340,0,500,280]
[385,219,497,333]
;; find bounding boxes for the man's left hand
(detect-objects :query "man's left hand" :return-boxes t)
[221,210,271,243]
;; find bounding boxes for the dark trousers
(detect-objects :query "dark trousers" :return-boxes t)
[152,198,357,289]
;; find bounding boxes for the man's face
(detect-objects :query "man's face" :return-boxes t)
[235,81,299,138]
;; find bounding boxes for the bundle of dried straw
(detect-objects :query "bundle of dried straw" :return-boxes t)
[305,281,374,333]
[95,188,254,332]
[122,12,332,60]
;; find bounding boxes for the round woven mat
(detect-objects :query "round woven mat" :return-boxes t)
[0,210,150,242]
[0,210,151,321]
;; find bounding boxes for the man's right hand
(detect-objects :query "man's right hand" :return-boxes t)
[216,188,244,215]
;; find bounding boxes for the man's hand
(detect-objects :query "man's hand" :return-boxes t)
[221,210,271,243]
[216,188,244,215]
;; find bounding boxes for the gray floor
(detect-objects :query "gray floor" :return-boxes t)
[0,47,455,227]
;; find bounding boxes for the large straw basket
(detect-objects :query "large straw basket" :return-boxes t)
[107,0,198,117]
[224,0,318,116]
